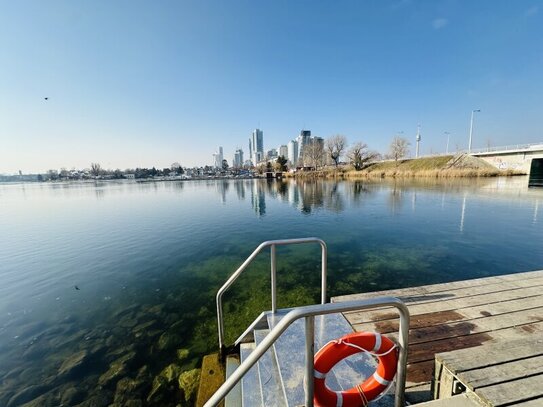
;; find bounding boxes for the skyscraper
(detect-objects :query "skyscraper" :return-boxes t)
[297,130,311,163]
[288,139,298,166]
[278,145,288,158]
[233,148,244,168]
[250,129,264,165]
[213,146,224,168]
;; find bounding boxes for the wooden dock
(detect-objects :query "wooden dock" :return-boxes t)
[332,269,543,405]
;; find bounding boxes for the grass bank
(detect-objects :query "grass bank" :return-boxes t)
[289,154,525,179]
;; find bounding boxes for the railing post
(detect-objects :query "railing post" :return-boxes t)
[216,293,224,351]
[304,316,315,407]
[271,244,277,313]
[320,242,327,304]
[394,303,411,407]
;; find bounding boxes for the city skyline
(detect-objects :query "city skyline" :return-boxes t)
[1,1,542,173]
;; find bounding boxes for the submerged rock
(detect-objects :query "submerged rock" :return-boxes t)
[58,350,88,377]
[98,351,136,387]
[61,386,85,405]
[157,331,181,351]
[7,384,49,407]
[176,348,189,362]
[178,368,200,404]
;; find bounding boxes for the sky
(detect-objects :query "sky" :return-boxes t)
[1,0,542,173]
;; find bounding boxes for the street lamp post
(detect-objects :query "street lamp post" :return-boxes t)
[445,131,450,154]
[415,125,421,158]
[468,109,481,153]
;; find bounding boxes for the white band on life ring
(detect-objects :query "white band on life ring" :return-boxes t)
[373,372,391,386]
[335,391,343,407]
[372,332,382,353]
[314,369,327,379]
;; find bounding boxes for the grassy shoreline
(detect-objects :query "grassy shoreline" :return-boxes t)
[286,154,526,179]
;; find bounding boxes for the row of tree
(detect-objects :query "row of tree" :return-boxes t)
[294,134,411,171]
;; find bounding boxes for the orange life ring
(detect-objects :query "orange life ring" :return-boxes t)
[314,331,398,406]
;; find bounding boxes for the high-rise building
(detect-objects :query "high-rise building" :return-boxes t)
[288,140,299,166]
[278,145,288,158]
[296,130,311,163]
[213,146,224,168]
[250,129,264,165]
[267,149,278,159]
[233,148,244,168]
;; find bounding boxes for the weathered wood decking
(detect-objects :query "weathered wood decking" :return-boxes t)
[332,269,543,404]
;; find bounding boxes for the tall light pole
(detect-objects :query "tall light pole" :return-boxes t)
[468,109,481,153]
[445,131,450,154]
[415,124,421,158]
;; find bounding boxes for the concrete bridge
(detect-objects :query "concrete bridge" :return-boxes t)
[470,142,543,186]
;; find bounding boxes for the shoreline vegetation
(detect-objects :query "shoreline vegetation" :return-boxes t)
[288,154,525,179]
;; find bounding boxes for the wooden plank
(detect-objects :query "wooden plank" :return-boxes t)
[414,393,483,406]
[515,398,543,406]
[404,322,543,384]
[345,286,543,325]
[333,270,543,304]
[436,333,543,372]
[353,306,543,345]
[458,355,543,389]
[475,374,543,406]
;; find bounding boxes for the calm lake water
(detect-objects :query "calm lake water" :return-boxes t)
[1,178,542,406]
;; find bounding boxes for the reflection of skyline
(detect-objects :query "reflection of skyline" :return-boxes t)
[208,178,543,227]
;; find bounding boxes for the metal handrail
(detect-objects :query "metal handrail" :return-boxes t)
[216,237,327,351]
[204,296,410,407]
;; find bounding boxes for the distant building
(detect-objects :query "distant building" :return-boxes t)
[249,129,264,165]
[233,148,244,168]
[297,130,311,163]
[213,146,224,168]
[288,139,299,166]
[267,148,278,159]
[278,145,288,158]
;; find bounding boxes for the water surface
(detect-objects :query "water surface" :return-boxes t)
[1,178,542,405]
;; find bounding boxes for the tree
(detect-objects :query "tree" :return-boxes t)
[389,136,410,167]
[90,163,102,177]
[303,141,325,169]
[275,155,288,172]
[326,135,347,167]
[171,162,184,174]
[222,159,229,171]
[266,162,273,172]
[347,142,380,171]
[47,169,59,180]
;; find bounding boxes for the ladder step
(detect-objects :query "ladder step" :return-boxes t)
[268,311,384,406]
[240,342,263,407]
[253,329,288,407]
[225,355,242,407]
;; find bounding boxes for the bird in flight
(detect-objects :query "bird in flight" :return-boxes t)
[44,97,48,101]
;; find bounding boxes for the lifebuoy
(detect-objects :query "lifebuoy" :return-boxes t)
[314,331,397,406]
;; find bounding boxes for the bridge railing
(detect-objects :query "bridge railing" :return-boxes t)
[469,142,543,155]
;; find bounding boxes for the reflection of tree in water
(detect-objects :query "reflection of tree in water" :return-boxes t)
[298,180,325,213]
[324,182,345,213]
[275,180,289,201]
[388,181,405,213]
[349,181,372,207]
[216,180,230,203]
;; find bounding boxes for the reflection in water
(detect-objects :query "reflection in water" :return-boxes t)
[1,177,542,407]
[460,194,467,233]
[251,181,266,216]
[216,180,230,203]
[234,180,246,200]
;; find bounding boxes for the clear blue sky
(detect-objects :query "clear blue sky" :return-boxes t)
[1,0,542,173]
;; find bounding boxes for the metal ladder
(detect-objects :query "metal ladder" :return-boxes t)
[209,238,410,407]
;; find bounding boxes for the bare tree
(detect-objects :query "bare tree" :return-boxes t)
[389,137,410,167]
[90,163,102,177]
[326,135,347,167]
[347,142,380,170]
[303,141,325,170]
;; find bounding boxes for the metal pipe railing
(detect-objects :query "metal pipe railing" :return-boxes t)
[216,237,327,351]
[204,296,410,407]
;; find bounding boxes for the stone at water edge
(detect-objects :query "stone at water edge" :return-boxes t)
[176,348,190,361]
[178,368,200,403]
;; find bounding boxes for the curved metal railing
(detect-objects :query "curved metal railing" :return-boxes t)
[216,237,327,351]
[205,297,410,407]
